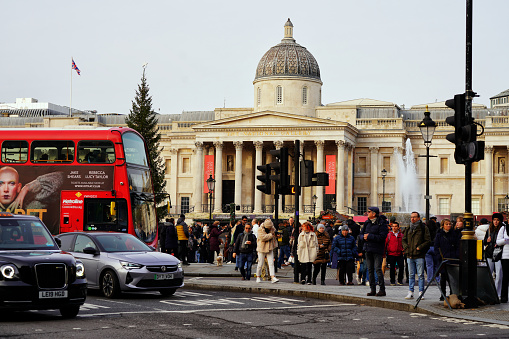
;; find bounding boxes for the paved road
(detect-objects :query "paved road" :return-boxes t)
[1,289,509,338]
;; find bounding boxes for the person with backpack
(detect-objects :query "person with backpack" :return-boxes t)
[403,211,431,300]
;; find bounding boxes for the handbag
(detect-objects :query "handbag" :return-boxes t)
[493,246,504,262]
[288,255,295,264]
[324,251,330,261]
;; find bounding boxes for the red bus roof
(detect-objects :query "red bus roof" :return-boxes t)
[0,127,140,140]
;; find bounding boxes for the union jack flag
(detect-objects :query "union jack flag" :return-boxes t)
[72,58,81,75]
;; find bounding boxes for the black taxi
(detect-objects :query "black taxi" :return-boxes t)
[0,212,87,318]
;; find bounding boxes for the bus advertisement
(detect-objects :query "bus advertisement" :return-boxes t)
[0,127,158,247]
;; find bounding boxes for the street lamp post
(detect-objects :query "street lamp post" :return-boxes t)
[312,194,318,219]
[206,175,216,229]
[381,169,387,212]
[418,106,437,231]
[331,198,337,212]
[505,194,509,212]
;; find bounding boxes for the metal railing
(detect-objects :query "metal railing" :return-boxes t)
[263,205,275,213]
[242,205,253,213]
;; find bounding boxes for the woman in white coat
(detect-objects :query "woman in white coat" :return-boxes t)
[495,212,509,303]
[297,221,318,285]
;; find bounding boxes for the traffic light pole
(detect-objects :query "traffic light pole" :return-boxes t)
[294,140,300,283]
[461,0,478,309]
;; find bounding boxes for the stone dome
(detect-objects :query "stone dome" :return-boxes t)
[255,19,321,81]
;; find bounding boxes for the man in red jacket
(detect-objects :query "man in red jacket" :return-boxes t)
[385,221,404,286]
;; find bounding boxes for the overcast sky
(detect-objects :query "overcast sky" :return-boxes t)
[2,1,508,114]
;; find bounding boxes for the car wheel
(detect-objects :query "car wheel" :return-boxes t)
[159,288,177,297]
[101,270,120,298]
[59,305,80,318]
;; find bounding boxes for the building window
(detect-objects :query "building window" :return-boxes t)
[182,157,190,173]
[302,86,308,105]
[358,156,367,173]
[472,198,481,215]
[439,198,449,215]
[257,87,261,106]
[165,159,171,174]
[383,156,390,173]
[440,157,448,174]
[181,197,190,214]
[497,198,507,213]
[357,197,367,215]
[276,86,283,104]
[382,198,391,213]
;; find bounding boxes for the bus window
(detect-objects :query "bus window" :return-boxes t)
[122,133,149,167]
[77,141,115,164]
[1,141,28,164]
[31,141,74,163]
[84,199,128,232]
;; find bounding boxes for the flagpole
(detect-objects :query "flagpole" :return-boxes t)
[70,57,72,117]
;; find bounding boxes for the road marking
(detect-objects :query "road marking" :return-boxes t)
[174,291,213,298]
[162,298,244,306]
[80,303,110,311]
[78,303,341,317]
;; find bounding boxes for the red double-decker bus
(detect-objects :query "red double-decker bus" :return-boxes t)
[0,127,158,247]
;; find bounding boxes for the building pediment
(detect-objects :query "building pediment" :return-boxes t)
[193,110,349,130]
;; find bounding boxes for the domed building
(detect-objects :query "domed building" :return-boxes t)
[253,19,322,116]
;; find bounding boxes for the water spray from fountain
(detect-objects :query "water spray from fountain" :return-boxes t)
[394,139,421,213]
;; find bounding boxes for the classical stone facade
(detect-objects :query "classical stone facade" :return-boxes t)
[2,19,509,220]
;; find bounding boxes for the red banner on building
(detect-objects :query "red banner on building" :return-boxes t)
[204,155,215,193]
[325,155,336,195]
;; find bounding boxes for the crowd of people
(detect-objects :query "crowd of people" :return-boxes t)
[157,208,509,302]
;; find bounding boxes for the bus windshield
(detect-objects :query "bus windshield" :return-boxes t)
[122,133,149,167]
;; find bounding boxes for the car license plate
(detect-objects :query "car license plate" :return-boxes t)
[39,290,68,298]
[155,273,174,280]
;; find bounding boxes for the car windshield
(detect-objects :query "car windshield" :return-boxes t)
[95,233,152,252]
[0,219,58,250]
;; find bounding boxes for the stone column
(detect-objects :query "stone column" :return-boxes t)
[193,142,204,213]
[394,146,403,212]
[299,142,304,214]
[234,141,243,209]
[213,141,223,213]
[346,143,355,212]
[370,146,379,207]
[169,148,178,214]
[336,140,346,214]
[315,140,325,214]
[485,145,494,214]
[254,141,264,214]
[274,140,284,214]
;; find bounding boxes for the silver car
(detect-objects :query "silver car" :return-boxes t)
[56,232,184,298]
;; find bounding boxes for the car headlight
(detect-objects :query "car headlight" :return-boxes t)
[75,262,85,278]
[177,262,183,269]
[1,264,19,280]
[120,261,144,270]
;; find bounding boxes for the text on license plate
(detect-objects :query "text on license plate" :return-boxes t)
[155,273,174,280]
[39,290,68,298]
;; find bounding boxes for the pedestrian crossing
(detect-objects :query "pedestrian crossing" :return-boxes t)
[161,295,305,307]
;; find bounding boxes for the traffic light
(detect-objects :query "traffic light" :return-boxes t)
[314,172,329,186]
[270,147,289,192]
[256,163,272,195]
[300,160,314,187]
[445,93,484,163]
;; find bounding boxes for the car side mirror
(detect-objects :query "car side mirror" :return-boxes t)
[54,237,62,247]
[83,247,98,255]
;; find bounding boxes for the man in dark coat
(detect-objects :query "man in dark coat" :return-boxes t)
[233,223,257,280]
[164,218,178,256]
[360,206,388,296]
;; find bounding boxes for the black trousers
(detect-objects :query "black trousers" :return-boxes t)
[501,259,509,301]
[338,259,355,284]
[300,262,313,283]
[313,262,327,282]
[178,240,188,263]
[386,255,404,284]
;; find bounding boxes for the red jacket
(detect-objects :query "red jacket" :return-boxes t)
[385,231,403,256]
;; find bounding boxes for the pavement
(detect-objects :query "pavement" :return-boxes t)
[183,262,509,327]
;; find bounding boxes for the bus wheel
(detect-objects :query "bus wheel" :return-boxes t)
[60,305,80,318]
[101,270,120,298]
[159,288,177,297]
